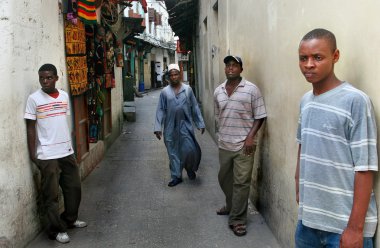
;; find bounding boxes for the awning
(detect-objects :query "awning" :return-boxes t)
[165,0,198,51]
[122,16,146,41]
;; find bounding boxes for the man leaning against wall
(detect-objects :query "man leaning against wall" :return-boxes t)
[214,55,267,237]
[294,28,378,248]
[25,64,87,244]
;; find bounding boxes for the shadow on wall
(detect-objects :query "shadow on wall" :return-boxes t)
[249,119,267,208]
[0,237,11,248]
[254,119,297,247]
[31,165,47,228]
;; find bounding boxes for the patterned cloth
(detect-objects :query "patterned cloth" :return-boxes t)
[65,19,88,95]
[78,0,97,24]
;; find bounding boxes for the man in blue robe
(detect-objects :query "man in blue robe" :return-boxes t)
[154,64,205,187]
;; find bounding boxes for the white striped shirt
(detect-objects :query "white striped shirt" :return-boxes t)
[214,78,267,151]
[24,89,74,160]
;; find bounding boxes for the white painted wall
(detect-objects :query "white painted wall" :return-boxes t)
[152,47,165,82]
[0,1,67,247]
[111,67,124,134]
[0,1,124,247]
[147,0,173,42]
[196,0,380,247]
[125,0,175,43]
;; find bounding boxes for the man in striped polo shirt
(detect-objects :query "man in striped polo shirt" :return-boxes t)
[25,64,87,244]
[214,55,267,236]
[295,29,378,247]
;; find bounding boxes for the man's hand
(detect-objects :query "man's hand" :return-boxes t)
[340,171,373,248]
[154,131,162,140]
[242,118,264,156]
[340,227,363,248]
[30,156,38,165]
[243,136,254,156]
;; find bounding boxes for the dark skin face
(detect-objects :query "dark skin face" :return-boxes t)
[298,38,341,95]
[168,69,181,86]
[39,71,58,94]
[224,60,243,82]
[154,68,205,139]
[224,60,243,96]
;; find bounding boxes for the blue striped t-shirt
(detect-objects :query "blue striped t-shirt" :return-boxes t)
[296,82,378,237]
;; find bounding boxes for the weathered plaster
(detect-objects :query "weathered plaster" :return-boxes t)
[196,0,380,247]
[0,1,124,247]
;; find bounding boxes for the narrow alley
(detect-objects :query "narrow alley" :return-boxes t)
[26,89,281,248]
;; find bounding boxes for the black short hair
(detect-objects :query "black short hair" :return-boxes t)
[301,28,337,52]
[38,64,57,76]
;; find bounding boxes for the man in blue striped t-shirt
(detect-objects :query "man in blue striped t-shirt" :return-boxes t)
[295,29,378,248]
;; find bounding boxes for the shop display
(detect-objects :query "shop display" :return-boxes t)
[65,19,88,95]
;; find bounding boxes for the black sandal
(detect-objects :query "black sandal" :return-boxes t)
[216,206,230,215]
[229,224,247,236]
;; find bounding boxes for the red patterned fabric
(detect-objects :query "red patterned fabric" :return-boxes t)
[78,0,97,24]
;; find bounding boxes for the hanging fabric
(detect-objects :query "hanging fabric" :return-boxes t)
[104,29,116,88]
[65,19,89,95]
[67,0,78,24]
[78,0,98,24]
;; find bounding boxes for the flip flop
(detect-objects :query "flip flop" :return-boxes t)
[229,223,247,236]
[216,206,230,215]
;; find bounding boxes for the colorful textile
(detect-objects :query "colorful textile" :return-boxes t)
[78,0,97,24]
[67,0,78,24]
[65,20,86,54]
[65,19,88,95]
[105,73,113,88]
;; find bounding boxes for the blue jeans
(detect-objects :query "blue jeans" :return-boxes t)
[295,221,373,248]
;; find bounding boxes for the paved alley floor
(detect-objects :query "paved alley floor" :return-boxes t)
[27,89,281,248]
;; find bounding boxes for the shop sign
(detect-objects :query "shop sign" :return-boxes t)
[178,53,189,61]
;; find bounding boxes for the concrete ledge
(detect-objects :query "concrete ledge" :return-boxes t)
[123,101,136,122]
[124,101,135,107]
[79,141,105,179]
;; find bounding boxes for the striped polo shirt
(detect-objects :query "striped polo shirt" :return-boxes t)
[296,82,378,237]
[24,89,74,160]
[214,78,267,151]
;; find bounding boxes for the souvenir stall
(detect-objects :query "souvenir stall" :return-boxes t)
[63,0,121,159]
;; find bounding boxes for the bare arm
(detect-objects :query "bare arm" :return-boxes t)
[340,171,374,248]
[295,144,301,204]
[243,118,265,155]
[26,119,37,164]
